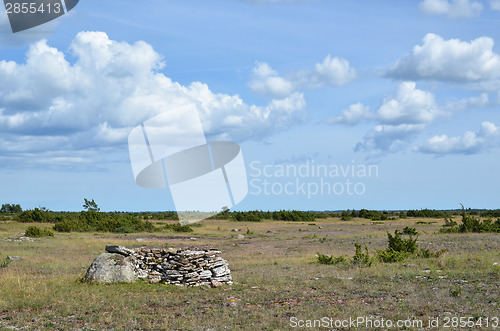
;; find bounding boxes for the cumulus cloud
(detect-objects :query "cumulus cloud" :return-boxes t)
[295,55,357,89]
[0,31,307,166]
[419,0,484,18]
[355,124,426,153]
[418,121,499,154]
[331,82,443,127]
[386,33,500,83]
[332,81,489,156]
[328,103,371,125]
[249,55,356,98]
[337,82,441,154]
[248,62,294,98]
[374,82,442,125]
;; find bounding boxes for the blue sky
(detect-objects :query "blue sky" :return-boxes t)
[1,0,500,212]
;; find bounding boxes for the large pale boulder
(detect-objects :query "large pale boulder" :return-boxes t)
[84,253,136,284]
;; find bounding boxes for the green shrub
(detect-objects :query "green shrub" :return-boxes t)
[0,255,11,268]
[0,204,22,213]
[406,209,448,218]
[402,226,418,236]
[17,208,52,223]
[271,210,316,222]
[377,228,443,262]
[232,212,262,222]
[340,210,352,221]
[316,253,347,265]
[53,220,76,232]
[387,230,418,254]
[376,249,410,263]
[25,226,54,238]
[53,212,158,233]
[317,243,372,267]
[443,217,457,227]
[357,209,387,220]
[440,205,500,233]
[352,243,372,267]
[377,230,417,262]
[164,223,193,232]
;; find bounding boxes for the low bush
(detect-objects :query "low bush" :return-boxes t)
[272,210,316,222]
[402,226,418,236]
[443,217,457,227]
[17,208,55,223]
[317,228,443,264]
[53,212,157,233]
[387,229,418,254]
[376,228,444,262]
[376,249,410,263]
[0,255,11,268]
[232,212,262,222]
[25,226,54,238]
[352,243,373,267]
[440,206,500,233]
[317,243,372,267]
[164,223,193,232]
[377,229,418,263]
[0,204,22,213]
[316,253,347,265]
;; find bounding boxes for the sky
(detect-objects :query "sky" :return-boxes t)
[1,0,500,212]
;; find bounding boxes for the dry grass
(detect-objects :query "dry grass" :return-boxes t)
[0,218,499,330]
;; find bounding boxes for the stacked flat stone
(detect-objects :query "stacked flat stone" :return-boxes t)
[103,245,232,286]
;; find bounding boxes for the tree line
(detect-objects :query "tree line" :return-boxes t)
[3,200,500,225]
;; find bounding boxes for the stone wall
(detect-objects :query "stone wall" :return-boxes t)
[85,245,232,287]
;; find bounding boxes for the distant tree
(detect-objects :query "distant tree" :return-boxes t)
[83,199,100,212]
[0,204,22,213]
[340,210,352,221]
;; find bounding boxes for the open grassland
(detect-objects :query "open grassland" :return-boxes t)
[0,217,499,330]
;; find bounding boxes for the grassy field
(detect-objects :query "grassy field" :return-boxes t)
[0,217,499,330]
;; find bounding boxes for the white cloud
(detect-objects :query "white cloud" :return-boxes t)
[298,55,357,89]
[419,0,484,18]
[418,121,499,154]
[330,82,443,127]
[386,33,500,83]
[339,81,489,155]
[328,103,371,125]
[350,81,435,154]
[375,82,442,125]
[248,62,294,98]
[249,55,356,98]
[492,0,500,11]
[0,32,307,166]
[444,93,490,111]
[355,124,426,153]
